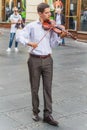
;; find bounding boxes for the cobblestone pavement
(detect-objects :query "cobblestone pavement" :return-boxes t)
[0,28,87,130]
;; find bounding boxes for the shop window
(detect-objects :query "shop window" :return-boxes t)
[5,0,26,22]
[80,0,87,31]
[69,0,77,30]
[5,0,14,21]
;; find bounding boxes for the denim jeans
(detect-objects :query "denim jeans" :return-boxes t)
[8,33,18,48]
[62,38,65,45]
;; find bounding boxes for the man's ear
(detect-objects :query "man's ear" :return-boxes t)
[38,12,42,17]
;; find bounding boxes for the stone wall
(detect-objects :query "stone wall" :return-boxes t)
[26,0,44,22]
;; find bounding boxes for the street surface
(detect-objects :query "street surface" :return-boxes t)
[0,28,87,130]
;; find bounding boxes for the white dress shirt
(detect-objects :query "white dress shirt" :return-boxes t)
[16,20,62,55]
[56,14,61,25]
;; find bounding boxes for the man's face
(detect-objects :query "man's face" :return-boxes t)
[39,8,51,21]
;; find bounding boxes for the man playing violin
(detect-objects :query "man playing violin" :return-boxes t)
[16,2,66,126]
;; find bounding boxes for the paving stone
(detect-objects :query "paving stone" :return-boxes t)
[0,114,20,130]
[0,30,87,130]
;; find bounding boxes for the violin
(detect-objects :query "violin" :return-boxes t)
[42,20,77,40]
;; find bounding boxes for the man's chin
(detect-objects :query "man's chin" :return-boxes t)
[44,18,50,21]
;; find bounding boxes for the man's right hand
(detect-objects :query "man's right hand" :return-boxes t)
[27,42,38,48]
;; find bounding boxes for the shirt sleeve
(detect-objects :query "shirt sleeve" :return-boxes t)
[19,15,22,20]
[9,15,13,21]
[16,24,31,46]
[50,31,62,48]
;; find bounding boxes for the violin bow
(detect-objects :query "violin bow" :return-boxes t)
[31,27,52,52]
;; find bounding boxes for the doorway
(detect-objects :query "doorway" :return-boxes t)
[65,0,87,32]
[65,0,78,31]
[5,0,14,21]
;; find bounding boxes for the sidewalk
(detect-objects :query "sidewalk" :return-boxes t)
[0,29,87,130]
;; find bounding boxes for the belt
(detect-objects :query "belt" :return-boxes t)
[30,54,51,59]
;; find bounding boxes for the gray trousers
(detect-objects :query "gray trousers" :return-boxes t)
[27,55,53,117]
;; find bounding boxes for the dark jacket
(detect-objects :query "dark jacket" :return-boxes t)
[55,13,65,25]
[15,23,25,29]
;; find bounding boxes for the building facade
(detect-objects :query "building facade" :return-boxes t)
[0,0,87,41]
[65,0,87,41]
[48,0,87,41]
[0,0,46,22]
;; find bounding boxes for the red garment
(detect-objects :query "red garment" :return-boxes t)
[53,0,63,9]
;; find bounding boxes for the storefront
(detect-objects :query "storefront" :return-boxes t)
[0,0,26,21]
[48,0,87,41]
[0,0,44,24]
[0,0,87,41]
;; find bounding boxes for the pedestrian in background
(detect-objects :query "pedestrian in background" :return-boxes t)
[55,8,65,45]
[83,8,87,22]
[16,2,66,126]
[69,10,75,29]
[6,7,22,53]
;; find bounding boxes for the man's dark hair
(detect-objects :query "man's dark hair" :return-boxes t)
[37,3,50,13]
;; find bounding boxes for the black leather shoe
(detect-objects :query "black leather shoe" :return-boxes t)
[43,115,59,126]
[32,113,39,121]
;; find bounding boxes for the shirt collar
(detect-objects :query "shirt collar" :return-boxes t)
[36,19,42,24]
